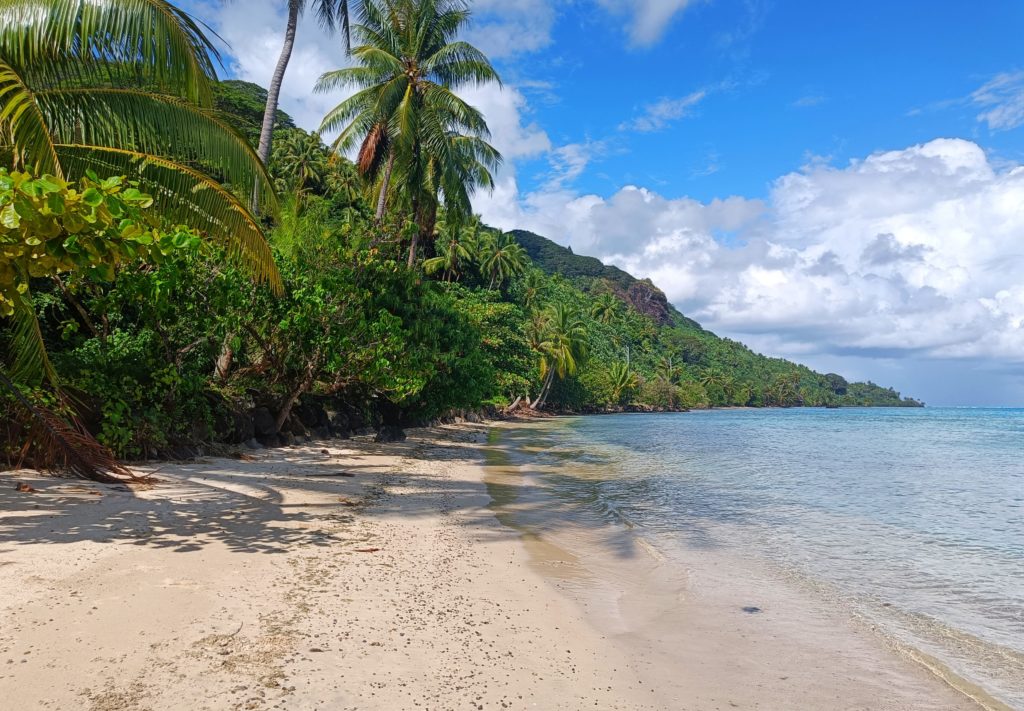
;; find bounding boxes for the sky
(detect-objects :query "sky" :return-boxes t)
[182,0,1024,406]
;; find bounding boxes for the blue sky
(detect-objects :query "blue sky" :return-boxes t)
[187,0,1024,406]
[505,0,1024,200]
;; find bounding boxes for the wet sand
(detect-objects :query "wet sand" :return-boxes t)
[0,423,995,710]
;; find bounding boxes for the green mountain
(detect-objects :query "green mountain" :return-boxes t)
[508,229,922,410]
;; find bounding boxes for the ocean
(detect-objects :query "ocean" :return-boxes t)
[489,408,1024,709]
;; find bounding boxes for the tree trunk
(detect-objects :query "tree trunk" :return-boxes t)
[274,382,306,434]
[407,232,419,268]
[375,151,395,221]
[531,369,555,409]
[255,0,300,194]
[214,332,235,380]
[274,349,322,433]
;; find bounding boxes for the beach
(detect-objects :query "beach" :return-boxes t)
[0,423,993,710]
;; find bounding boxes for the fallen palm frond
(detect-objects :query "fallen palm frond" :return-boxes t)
[0,370,139,483]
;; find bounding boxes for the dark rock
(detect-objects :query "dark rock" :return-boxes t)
[311,425,331,440]
[244,438,263,450]
[347,409,367,431]
[231,410,255,443]
[374,425,406,443]
[285,415,307,437]
[328,411,349,436]
[295,402,328,429]
[251,407,277,437]
[280,431,296,447]
[257,433,281,448]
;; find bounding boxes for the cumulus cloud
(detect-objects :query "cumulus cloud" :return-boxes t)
[479,138,1024,366]
[596,0,695,46]
[463,0,560,59]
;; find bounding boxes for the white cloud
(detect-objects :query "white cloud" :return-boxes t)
[971,70,1024,131]
[620,90,708,132]
[596,0,696,46]
[478,138,1024,367]
[463,0,560,59]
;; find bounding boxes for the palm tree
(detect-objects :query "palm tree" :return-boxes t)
[271,129,329,205]
[424,214,479,281]
[590,293,621,324]
[521,269,544,310]
[0,0,280,385]
[656,356,683,385]
[531,303,588,410]
[255,0,351,167]
[608,361,637,405]
[315,0,501,264]
[698,369,725,390]
[479,232,528,289]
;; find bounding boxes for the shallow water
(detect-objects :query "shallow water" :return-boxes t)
[494,408,1024,709]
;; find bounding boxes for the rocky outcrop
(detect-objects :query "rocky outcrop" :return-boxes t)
[625,279,674,326]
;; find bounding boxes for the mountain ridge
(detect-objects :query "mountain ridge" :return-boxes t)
[509,228,924,408]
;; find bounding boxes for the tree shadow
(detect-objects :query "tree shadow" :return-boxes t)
[0,423,748,562]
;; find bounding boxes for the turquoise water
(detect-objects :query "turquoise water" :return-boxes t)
[499,408,1024,708]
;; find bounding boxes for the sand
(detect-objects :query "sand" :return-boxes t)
[0,424,993,710]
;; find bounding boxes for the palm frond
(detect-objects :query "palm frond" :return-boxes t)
[0,369,136,483]
[37,88,274,206]
[0,0,220,104]
[0,59,60,176]
[7,290,56,386]
[55,144,282,293]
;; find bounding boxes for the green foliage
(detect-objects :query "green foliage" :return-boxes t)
[0,170,199,317]
[0,1,921,468]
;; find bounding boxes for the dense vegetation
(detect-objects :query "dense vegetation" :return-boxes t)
[1,0,919,476]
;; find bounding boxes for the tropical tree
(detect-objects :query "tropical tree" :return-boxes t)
[608,360,637,405]
[315,0,502,263]
[271,129,329,205]
[530,303,588,409]
[0,0,280,386]
[590,292,621,324]
[656,356,683,385]
[521,269,545,310]
[255,0,351,167]
[0,0,280,479]
[424,215,481,281]
[478,232,528,289]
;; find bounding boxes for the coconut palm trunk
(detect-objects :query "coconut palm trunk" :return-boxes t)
[531,368,556,409]
[257,0,301,167]
[375,151,395,221]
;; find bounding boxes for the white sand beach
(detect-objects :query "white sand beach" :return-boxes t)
[0,424,993,710]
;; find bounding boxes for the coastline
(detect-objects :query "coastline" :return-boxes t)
[483,420,1006,711]
[0,422,997,710]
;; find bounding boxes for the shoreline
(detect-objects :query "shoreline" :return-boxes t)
[0,422,999,710]
[482,421,1005,711]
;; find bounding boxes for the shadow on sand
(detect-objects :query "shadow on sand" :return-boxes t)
[0,423,738,561]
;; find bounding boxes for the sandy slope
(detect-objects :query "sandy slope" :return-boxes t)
[0,424,988,710]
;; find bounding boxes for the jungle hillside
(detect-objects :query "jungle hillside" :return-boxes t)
[0,0,920,476]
